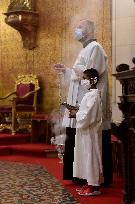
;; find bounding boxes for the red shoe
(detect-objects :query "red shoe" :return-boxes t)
[78,186,101,196]
[76,184,88,192]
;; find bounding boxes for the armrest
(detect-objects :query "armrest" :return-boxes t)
[11,87,40,101]
[0,91,16,100]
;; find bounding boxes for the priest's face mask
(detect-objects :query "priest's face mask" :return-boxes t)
[74,21,88,41]
[74,28,84,41]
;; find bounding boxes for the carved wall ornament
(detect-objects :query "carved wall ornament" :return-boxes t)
[4,0,39,49]
[113,63,135,204]
[7,0,36,12]
[132,57,135,69]
[116,63,129,72]
[127,80,135,95]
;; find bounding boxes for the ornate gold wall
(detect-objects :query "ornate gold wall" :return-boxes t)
[0,0,111,113]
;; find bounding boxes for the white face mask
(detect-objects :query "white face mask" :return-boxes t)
[74,28,84,41]
[81,79,91,89]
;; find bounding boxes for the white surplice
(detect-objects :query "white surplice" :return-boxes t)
[73,89,103,186]
[62,41,111,130]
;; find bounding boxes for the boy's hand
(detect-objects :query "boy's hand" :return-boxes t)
[61,102,79,111]
[69,109,78,118]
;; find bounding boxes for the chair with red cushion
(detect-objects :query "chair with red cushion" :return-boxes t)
[0,74,40,134]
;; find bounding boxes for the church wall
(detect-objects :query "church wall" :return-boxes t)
[0,0,111,113]
[112,0,135,122]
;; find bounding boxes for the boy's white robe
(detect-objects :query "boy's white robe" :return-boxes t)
[73,89,103,186]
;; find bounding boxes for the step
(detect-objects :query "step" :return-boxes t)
[0,133,31,145]
[0,146,12,155]
[0,144,58,158]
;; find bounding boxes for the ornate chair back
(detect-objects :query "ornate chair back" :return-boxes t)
[15,74,40,113]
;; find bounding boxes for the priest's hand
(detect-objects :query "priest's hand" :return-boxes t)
[54,63,66,72]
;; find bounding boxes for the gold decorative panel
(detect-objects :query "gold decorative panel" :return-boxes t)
[0,0,111,113]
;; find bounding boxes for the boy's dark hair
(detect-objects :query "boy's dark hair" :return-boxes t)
[83,68,99,82]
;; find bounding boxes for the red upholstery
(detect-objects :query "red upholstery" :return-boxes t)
[16,105,35,112]
[32,114,49,120]
[16,83,35,105]
[0,105,12,113]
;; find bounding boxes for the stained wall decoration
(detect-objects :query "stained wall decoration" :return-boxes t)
[0,0,111,113]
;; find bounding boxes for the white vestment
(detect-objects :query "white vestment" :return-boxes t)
[73,89,103,186]
[62,41,111,130]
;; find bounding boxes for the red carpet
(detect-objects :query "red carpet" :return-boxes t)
[0,155,123,204]
[0,133,57,157]
[0,133,123,204]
